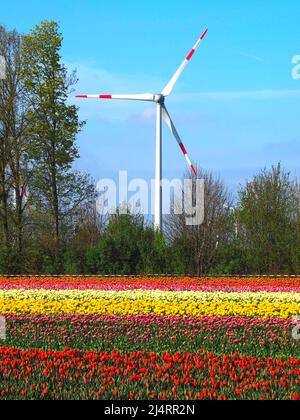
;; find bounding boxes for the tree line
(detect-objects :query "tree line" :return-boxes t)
[1,21,300,275]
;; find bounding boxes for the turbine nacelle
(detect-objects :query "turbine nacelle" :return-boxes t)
[154,94,165,104]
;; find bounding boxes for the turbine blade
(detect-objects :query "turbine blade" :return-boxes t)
[75,93,155,101]
[162,105,197,176]
[161,28,208,97]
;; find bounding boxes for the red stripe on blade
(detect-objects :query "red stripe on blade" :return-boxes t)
[191,164,197,176]
[200,29,208,40]
[186,49,195,61]
[76,95,88,98]
[100,95,112,99]
[179,143,187,155]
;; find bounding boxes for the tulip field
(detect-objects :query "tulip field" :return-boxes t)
[0,276,300,400]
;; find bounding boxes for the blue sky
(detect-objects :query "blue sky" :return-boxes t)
[1,0,300,194]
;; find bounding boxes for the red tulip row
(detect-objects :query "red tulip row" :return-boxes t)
[0,276,300,291]
[0,346,299,400]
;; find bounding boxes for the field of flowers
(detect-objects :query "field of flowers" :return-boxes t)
[0,276,300,400]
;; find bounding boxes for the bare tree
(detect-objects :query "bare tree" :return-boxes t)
[0,26,30,262]
[166,167,232,275]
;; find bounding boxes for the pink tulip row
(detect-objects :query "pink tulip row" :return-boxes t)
[4,313,296,327]
[1,284,300,292]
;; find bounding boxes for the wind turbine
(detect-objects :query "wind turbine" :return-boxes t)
[76,28,208,230]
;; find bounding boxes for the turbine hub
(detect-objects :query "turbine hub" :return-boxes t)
[154,94,165,104]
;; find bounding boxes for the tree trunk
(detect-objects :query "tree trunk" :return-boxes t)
[50,156,61,271]
[0,169,10,251]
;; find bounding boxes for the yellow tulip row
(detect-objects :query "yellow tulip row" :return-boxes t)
[0,297,299,318]
[1,289,300,304]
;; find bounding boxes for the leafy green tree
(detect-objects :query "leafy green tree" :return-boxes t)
[85,211,168,275]
[238,164,300,274]
[137,229,167,274]
[20,21,85,270]
[97,212,145,274]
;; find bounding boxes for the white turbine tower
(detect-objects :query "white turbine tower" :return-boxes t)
[76,29,208,230]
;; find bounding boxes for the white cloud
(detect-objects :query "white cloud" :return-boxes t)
[68,61,162,96]
[67,61,164,121]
